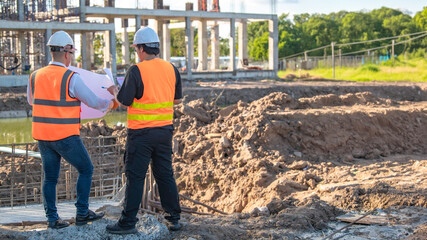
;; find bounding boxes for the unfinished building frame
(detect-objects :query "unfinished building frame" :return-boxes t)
[1,0,278,85]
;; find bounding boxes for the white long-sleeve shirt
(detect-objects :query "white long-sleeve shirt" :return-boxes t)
[27,62,110,111]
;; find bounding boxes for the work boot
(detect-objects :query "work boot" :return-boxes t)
[106,222,138,235]
[167,220,182,231]
[75,209,105,226]
[48,218,70,229]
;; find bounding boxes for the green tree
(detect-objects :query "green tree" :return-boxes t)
[93,34,104,67]
[414,7,427,31]
[170,28,185,57]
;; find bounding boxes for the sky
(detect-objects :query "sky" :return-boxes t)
[114,0,426,17]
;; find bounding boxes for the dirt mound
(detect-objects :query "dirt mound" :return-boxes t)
[171,91,426,213]
[60,91,427,214]
[333,181,427,210]
[406,224,427,240]
[0,92,29,112]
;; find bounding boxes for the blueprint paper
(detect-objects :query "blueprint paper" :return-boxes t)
[68,66,115,120]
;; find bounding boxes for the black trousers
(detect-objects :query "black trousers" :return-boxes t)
[119,126,181,227]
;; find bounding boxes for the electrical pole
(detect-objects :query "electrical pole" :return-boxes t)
[392,40,395,64]
[331,42,335,79]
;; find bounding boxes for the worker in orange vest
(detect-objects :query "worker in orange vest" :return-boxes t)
[106,27,183,234]
[27,31,116,229]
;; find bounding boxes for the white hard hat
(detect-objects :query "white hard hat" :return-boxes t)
[131,27,160,48]
[47,31,76,52]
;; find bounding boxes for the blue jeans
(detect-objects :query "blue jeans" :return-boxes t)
[38,135,94,222]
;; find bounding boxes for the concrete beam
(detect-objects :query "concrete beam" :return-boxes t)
[269,17,278,74]
[0,21,114,32]
[85,7,275,20]
[210,22,219,70]
[45,29,52,65]
[238,19,248,69]
[181,70,276,80]
[197,20,208,71]
[185,16,193,80]
[229,18,236,75]
[0,75,29,87]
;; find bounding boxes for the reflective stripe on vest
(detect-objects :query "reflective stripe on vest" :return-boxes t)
[127,59,176,129]
[31,66,81,140]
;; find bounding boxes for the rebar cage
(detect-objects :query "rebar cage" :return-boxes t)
[0,135,124,207]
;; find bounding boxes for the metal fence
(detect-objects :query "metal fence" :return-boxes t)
[0,136,124,207]
[280,54,392,71]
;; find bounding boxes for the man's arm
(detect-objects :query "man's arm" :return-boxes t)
[27,78,32,105]
[109,66,142,107]
[69,73,113,111]
[173,64,183,104]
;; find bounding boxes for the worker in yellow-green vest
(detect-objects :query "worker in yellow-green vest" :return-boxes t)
[106,27,183,235]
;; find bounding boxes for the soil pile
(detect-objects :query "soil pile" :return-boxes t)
[172,91,427,213]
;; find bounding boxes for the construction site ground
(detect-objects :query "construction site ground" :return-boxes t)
[0,79,426,240]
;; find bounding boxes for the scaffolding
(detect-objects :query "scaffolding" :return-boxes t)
[0,0,278,82]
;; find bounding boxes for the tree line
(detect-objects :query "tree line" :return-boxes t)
[249,7,427,61]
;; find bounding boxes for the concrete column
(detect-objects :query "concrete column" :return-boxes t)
[18,0,24,21]
[210,22,219,70]
[135,15,141,31]
[104,17,114,68]
[229,18,236,75]
[110,28,117,79]
[162,22,171,62]
[89,33,94,66]
[45,29,52,66]
[134,15,141,63]
[185,16,193,80]
[19,32,26,72]
[80,32,87,69]
[269,17,279,73]
[29,32,35,71]
[79,0,86,22]
[238,19,248,68]
[197,20,207,71]
[70,33,77,66]
[83,32,94,69]
[121,19,130,65]
[153,19,163,58]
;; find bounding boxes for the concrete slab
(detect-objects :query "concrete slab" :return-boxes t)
[0,199,120,224]
[0,75,28,87]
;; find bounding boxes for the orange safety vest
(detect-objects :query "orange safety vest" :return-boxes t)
[30,65,81,141]
[127,59,176,129]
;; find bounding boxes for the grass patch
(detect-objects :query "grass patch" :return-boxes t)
[279,57,427,82]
